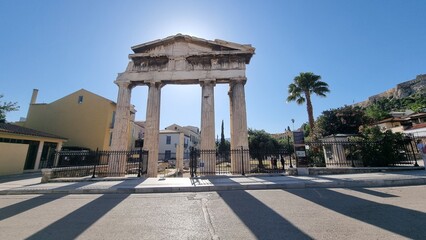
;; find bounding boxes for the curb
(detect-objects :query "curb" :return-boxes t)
[1,178,426,195]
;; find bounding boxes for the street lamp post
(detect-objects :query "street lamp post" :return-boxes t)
[286,126,293,169]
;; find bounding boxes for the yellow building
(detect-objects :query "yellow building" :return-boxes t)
[0,123,66,175]
[21,89,137,151]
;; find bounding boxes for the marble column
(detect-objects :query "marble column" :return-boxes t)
[200,79,216,174]
[176,132,184,176]
[229,77,250,174]
[110,81,133,150]
[109,81,133,176]
[144,81,162,177]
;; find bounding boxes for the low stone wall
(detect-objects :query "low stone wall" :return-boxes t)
[41,163,142,182]
[42,166,425,182]
[307,166,424,175]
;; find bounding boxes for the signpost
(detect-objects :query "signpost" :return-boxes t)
[292,131,308,167]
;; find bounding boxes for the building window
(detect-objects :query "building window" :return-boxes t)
[165,150,171,160]
[166,136,171,144]
[78,96,84,104]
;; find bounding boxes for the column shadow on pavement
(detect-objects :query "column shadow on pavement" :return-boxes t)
[0,182,95,221]
[349,188,399,198]
[285,188,426,239]
[0,172,42,184]
[25,180,142,240]
[301,175,401,198]
[218,190,312,239]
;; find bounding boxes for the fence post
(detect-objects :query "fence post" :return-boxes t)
[350,144,355,167]
[241,146,245,176]
[408,138,419,167]
[138,143,143,177]
[288,136,293,168]
[146,150,149,174]
[92,148,98,178]
[190,147,194,178]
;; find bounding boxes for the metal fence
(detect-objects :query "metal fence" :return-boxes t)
[45,149,148,178]
[190,137,420,177]
[305,139,418,168]
[42,136,421,178]
[190,148,293,177]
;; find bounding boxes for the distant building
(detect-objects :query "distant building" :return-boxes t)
[18,89,138,150]
[374,117,408,133]
[403,112,426,139]
[158,124,200,161]
[164,124,200,148]
[372,112,426,135]
[132,121,146,148]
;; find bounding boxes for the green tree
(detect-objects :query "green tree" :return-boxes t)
[248,129,282,169]
[217,120,230,162]
[352,126,409,167]
[315,105,370,137]
[364,92,426,121]
[287,72,330,134]
[406,93,426,112]
[218,120,229,153]
[0,94,19,123]
[364,104,390,122]
[300,122,311,137]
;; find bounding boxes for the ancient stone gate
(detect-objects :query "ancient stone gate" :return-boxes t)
[109,34,255,177]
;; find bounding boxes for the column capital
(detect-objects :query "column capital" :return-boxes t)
[230,77,247,85]
[114,81,134,89]
[199,78,216,87]
[143,80,165,88]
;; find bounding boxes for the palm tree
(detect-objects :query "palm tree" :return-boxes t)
[287,72,330,134]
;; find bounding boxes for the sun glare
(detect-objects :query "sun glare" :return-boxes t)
[152,18,216,40]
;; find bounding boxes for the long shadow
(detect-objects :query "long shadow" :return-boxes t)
[219,190,312,239]
[25,180,142,240]
[350,188,399,198]
[0,172,42,184]
[0,182,95,221]
[286,188,426,239]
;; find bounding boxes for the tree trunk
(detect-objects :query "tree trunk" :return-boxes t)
[305,92,315,134]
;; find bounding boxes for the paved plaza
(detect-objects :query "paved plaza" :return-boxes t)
[1,186,426,239]
[1,169,426,195]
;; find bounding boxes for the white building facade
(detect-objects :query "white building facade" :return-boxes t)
[158,124,200,161]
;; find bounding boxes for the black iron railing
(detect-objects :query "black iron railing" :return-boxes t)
[305,138,418,168]
[42,136,421,178]
[189,137,419,177]
[190,148,293,177]
[45,149,148,178]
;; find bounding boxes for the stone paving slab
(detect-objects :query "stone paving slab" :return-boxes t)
[1,170,426,195]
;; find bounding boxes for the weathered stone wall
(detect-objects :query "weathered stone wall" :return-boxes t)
[354,74,426,108]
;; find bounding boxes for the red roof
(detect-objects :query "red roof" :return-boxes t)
[409,123,426,130]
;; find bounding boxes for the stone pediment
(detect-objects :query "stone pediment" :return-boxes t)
[127,34,254,74]
[131,33,255,56]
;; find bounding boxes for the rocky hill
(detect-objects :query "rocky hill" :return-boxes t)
[355,74,426,108]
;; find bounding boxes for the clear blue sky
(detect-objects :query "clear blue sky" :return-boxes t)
[1,0,426,137]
